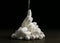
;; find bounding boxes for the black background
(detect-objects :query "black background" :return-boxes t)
[0,0,60,43]
[0,0,60,30]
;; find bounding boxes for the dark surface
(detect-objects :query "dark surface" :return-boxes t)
[0,29,60,43]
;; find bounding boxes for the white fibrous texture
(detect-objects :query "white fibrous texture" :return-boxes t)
[11,9,45,40]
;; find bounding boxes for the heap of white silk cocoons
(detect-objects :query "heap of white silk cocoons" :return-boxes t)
[11,9,45,40]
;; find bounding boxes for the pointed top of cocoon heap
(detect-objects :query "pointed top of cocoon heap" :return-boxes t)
[27,9,32,17]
